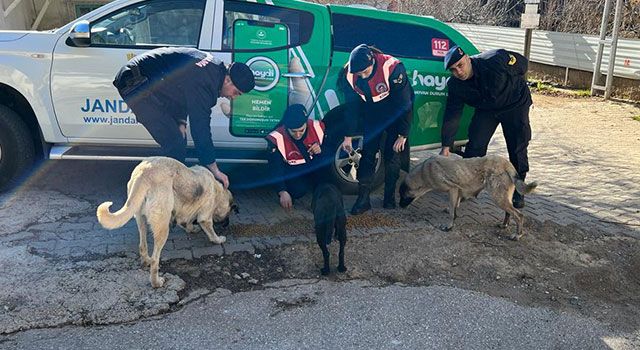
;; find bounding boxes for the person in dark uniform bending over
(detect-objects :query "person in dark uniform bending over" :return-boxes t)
[266,104,331,210]
[340,44,415,214]
[440,46,532,208]
[113,47,255,189]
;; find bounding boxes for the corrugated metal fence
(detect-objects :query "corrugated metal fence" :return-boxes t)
[450,23,640,80]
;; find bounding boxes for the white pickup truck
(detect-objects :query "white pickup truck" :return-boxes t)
[0,0,477,192]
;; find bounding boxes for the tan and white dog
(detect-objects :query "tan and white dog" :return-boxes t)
[97,157,237,288]
[399,154,537,240]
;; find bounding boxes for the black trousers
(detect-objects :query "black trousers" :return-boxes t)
[284,175,316,199]
[283,164,333,199]
[358,122,402,189]
[119,89,187,163]
[464,103,531,177]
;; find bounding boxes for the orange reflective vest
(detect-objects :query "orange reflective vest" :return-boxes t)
[266,119,325,165]
[346,53,400,103]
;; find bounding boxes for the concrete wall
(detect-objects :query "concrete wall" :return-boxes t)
[1,0,109,30]
[38,0,109,30]
[1,0,37,30]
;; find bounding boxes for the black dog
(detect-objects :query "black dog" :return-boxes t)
[312,183,347,275]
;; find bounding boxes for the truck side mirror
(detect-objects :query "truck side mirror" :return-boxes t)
[67,20,91,47]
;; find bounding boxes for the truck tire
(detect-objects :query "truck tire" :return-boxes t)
[328,135,384,195]
[0,105,35,191]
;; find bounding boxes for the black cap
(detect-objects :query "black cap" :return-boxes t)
[349,44,374,73]
[444,46,465,70]
[282,104,308,129]
[228,62,255,93]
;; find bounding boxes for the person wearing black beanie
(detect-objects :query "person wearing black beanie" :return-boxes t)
[340,44,415,214]
[266,104,332,210]
[113,47,255,189]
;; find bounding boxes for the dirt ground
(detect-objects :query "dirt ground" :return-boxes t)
[168,211,640,333]
[167,93,640,333]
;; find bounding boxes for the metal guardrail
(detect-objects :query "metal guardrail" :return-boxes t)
[450,23,640,80]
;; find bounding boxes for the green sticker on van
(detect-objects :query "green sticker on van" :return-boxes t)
[231,20,289,137]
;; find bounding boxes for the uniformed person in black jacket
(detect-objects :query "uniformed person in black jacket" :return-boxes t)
[113,47,255,189]
[340,44,414,214]
[440,46,532,208]
[266,104,331,210]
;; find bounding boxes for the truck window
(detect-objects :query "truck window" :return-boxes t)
[221,0,313,51]
[332,13,451,61]
[90,0,205,47]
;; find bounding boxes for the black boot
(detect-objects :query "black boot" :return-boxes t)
[512,191,525,209]
[512,173,526,209]
[383,158,400,209]
[351,185,371,215]
[383,182,396,209]
[383,196,396,209]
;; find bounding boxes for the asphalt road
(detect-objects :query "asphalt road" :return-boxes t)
[2,279,634,350]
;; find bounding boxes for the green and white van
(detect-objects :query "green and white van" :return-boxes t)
[0,0,478,191]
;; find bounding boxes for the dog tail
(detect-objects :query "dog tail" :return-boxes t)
[515,180,538,195]
[96,176,150,230]
[505,164,538,195]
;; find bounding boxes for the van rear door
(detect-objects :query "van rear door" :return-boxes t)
[211,0,331,144]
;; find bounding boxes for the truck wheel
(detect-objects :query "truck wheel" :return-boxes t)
[0,105,35,191]
[329,135,384,195]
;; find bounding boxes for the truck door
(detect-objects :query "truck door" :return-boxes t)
[50,0,214,141]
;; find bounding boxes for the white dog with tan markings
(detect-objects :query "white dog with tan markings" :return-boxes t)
[399,154,537,240]
[97,157,237,288]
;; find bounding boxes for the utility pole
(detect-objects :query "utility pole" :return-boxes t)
[591,0,624,99]
[520,0,541,57]
[520,0,540,80]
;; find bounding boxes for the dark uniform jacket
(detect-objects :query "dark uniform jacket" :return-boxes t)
[441,49,532,148]
[113,47,225,165]
[340,55,414,138]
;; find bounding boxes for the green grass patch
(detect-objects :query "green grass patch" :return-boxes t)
[632,115,640,122]
[574,89,591,97]
[533,81,554,92]
[529,79,593,98]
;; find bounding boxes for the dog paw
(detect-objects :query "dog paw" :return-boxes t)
[337,265,347,273]
[509,233,521,241]
[320,267,330,276]
[497,223,508,229]
[151,276,165,288]
[214,236,226,244]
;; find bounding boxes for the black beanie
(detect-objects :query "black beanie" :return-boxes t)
[282,104,308,129]
[228,62,255,93]
[348,44,374,73]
